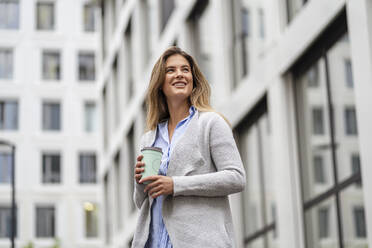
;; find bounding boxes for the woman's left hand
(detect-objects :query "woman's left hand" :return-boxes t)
[140,176,174,199]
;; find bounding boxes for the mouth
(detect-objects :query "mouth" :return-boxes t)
[172,81,187,87]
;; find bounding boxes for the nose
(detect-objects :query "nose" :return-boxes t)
[175,68,184,78]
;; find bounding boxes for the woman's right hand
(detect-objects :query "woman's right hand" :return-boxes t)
[134,155,145,184]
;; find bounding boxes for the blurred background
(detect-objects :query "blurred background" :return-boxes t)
[0,0,372,247]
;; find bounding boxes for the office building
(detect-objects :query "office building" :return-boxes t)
[0,0,102,247]
[99,0,372,247]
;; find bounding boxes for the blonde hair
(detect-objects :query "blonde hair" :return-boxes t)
[145,46,215,131]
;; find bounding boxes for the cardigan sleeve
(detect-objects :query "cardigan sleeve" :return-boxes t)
[172,114,246,197]
[133,134,147,209]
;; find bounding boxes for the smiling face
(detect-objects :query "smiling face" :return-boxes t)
[162,54,193,106]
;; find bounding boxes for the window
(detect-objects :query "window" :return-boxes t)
[36,206,55,237]
[241,8,250,37]
[258,8,265,39]
[0,0,19,29]
[307,63,319,87]
[0,207,16,238]
[0,49,13,79]
[78,52,95,81]
[293,15,366,247]
[84,202,98,238]
[124,20,134,101]
[83,3,96,32]
[0,100,18,130]
[36,2,54,30]
[235,98,276,245]
[42,102,61,131]
[231,1,250,88]
[313,155,325,183]
[42,153,61,183]
[42,51,60,80]
[84,102,96,132]
[160,0,174,32]
[127,125,135,212]
[318,207,329,238]
[79,153,96,183]
[353,207,366,238]
[0,152,11,183]
[312,107,324,135]
[188,0,212,82]
[344,59,353,88]
[286,0,306,24]
[344,107,358,135]
[351,154,361,187]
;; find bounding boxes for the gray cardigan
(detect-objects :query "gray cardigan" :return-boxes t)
[132,110,246,248]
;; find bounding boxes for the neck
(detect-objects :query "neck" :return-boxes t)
[167,100,191,127]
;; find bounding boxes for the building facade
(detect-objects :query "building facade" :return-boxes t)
[99,0,372,247]
[0,0,102,247]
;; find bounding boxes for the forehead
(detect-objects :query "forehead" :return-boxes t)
[165,54,190,67]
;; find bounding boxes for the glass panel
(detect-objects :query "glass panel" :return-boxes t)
[0,0,19,29]
[344,59,353,88]
[0,101,18,130]
[127,126,135,212]
[0,207,16,238]
[160,0,174,32]
[304,197,339,248]
[85,102,96,132]
[42,154,60,183]
[42,102,60,130]
[78,53,95,81]
[295,58,335,201]
[83,3,96,32]
[42,51,60,80]
[188,2,212,82]
[0,153,11,183]
[239,110,276,243]
[326,33,361,183]
[37,2,54,30]
[79,153,96,183]
[84,202,98,237]
[241,125,265,236]
[340,187,368,247]
[258,8,265,39]
[287,0,305,23]
[36,207,55,237]
[0,49,13,79]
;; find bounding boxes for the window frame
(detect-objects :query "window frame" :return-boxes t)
[291,10,364,248]
[0,48,13,79]
[0,0,19,29]
[42,101,61,131]
[35,206,55,238]
[36,1,55,31]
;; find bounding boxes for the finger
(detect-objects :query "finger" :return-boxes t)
[151,191,163,199]
[148,185,162,196]
[137,155,143,161]
[135,174,142,182]
[139,175,161,184]
[135,168,144,174]
[144,179,162,193]
[135,162,145,168]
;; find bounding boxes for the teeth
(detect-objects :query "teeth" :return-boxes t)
[174,83,186,86]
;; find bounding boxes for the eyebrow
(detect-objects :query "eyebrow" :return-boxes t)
[165,65,190,69]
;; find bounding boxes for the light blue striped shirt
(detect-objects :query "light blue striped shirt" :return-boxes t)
[145,106,196,248]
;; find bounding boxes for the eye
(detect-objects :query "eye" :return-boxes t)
[166,68,174,73]
[182,68,190,72]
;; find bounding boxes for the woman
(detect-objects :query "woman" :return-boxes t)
[132,46,245,248]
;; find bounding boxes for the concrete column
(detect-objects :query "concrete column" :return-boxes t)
[347,0,372,245]
[268,77,305,248]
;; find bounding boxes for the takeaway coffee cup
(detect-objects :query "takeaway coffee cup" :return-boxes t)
[140,147,163,184]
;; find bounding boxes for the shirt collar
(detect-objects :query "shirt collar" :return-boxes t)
[157,106,196,142]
